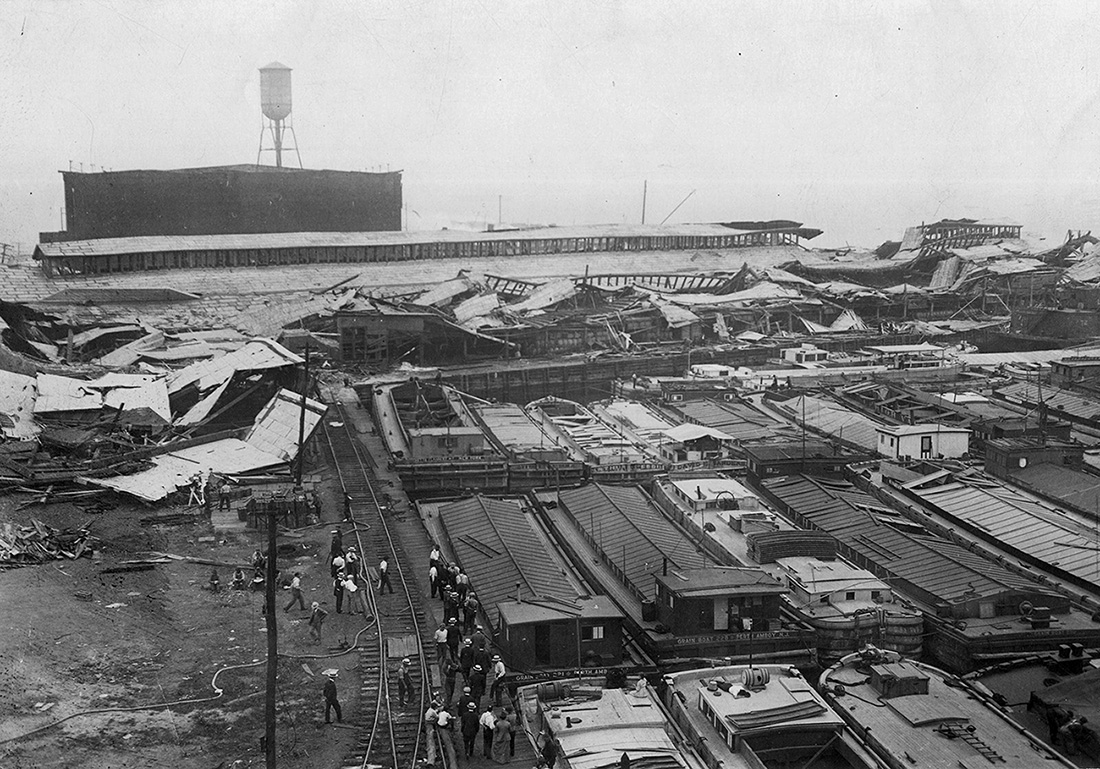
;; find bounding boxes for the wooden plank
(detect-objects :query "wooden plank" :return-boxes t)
[386,634,420,659]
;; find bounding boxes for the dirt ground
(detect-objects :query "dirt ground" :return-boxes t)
[0,451,367,768]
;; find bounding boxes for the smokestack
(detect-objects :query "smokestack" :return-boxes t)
[515,582,522,603]
[662,558,668,576]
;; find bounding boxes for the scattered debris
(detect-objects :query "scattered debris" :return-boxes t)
[0,518,97,567]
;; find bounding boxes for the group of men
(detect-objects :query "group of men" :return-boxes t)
[429,543,481,632]
[426,697,519,766]
[329,529,363,615]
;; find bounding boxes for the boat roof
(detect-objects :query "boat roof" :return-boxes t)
[540,687,695,769]
[665,666,844,736]
[821,655,1074,769]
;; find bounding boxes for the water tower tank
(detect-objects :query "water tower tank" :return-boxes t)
[259,62,292,121]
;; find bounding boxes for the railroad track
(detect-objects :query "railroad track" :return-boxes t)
[322,405,442,769]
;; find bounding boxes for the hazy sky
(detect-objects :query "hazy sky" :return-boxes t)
[2,0,1099,250]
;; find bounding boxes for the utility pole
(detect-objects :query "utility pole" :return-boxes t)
[641,180,648,225]
[264,500,278,768]
[294,341,311,488]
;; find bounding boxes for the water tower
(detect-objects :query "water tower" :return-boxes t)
[257,62,302,168]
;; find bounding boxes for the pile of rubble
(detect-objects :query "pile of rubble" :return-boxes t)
[0,518,96,567]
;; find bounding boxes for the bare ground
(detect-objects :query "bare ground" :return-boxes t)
[0,459,366,769]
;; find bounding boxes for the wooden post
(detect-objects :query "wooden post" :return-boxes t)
[264,503,278,768]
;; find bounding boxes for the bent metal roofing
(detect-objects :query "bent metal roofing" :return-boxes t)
[759,475,1043,605]
[556,484,705,597]
[436,495,576,628]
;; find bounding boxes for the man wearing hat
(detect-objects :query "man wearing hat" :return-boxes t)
[458,638,475,683]
[458,685,475,713]
[397,657,415,708]
[424,699,440,764]
[435,623,449,663]
[473,642,492,677]
[472,624,489,652]
[323,672,342,724]
[344,546,359,579]
[463,591,480,632]
[460,701,480,757]
[445,617,462,659]
[479,703,497,758]
[442,656,460,707]
[469,663,486,705]
[489,654,507,706]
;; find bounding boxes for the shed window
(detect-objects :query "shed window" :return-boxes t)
[581,625,604,641]
[845,591,856,600]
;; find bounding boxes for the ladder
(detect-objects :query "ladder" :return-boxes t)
[935,722,1005,763]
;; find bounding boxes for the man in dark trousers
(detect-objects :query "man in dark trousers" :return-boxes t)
[397,657,415,708]
[463,592,480,633]
[479,704,496,758]
[445,617,462,660]
[468,664,486,706]
[458,638,475,683]
[461,702,480,757]
[473,644,492,679]
[283,572,306,612]
[442,586,459,622]
[378,558,394,594]
[333,574,345,614]
[540,732,559,769]
[472,624,489,652]
[442,657,459,707]
[323,673,342,724]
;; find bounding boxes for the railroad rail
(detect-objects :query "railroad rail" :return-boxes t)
[322,405,443,769]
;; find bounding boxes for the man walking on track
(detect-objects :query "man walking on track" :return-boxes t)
[397,657,415,708]
[323,673,342,723]
[378,558,394,594]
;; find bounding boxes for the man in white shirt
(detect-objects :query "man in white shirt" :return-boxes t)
[429,563,440,598]
[479,705,497,758]
[283,572,306,612]
[489,654,507,706]
[378,558,394,594]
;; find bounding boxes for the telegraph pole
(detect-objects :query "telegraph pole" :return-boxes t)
[264,502,278,768]
[294,341,311,488]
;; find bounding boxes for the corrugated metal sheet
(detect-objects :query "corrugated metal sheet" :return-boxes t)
[669,399,794,443]
[650,297,701,329]
[557,484,705,597]
[1015,463,1100,513]
[761,475,1041,604]
[86,438,284,501]
[92,373,171,422]
[771,394,883,452]
[416,277,475,307]
[0,370,39,440]
[245,389,328,462]
[168,339,301,395]
[507,278,576,313]
[472,403,554,454]
[907,477,1100,588]
[34,373,102,414]
[997,381,1100,422]
[453,292,500,323]
[437,496,576,628]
